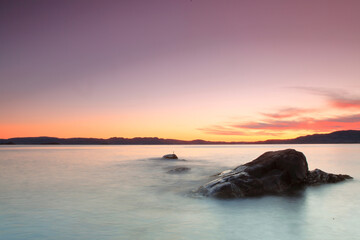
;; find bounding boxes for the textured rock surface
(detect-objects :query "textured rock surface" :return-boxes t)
[305,168,352,185]
[197,149,352,198]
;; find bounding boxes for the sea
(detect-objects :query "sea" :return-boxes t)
[0,144,359,240]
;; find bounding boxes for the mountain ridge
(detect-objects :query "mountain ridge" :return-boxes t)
[0,130,359,145]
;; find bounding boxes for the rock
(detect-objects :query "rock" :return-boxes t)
[167,167,191,174]
[197,149,352,199]
[305,168,352,185]
[162,154,178,159]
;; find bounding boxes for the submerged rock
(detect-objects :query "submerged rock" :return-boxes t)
[197,149,352,199]
[167,167,191,174]
[305,168,352,185]
[162,154,178,159]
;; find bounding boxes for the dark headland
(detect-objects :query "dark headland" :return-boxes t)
[0,130,360,145]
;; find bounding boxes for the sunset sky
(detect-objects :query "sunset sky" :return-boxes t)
[1,0,360,141]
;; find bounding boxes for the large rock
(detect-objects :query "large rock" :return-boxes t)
[197,149,352,198]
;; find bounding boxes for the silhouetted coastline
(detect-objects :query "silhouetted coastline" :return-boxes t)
[0,130,359,145]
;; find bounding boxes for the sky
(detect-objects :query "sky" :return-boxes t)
[1,0,360,141]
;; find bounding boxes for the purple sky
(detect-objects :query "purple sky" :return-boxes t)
[1,0,360,140]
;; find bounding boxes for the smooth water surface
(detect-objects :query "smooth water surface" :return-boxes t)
[1,145,359,240]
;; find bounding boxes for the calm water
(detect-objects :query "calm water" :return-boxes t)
[0,144,359,240]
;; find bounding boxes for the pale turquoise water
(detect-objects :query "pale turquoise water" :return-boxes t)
[0,145,359,240]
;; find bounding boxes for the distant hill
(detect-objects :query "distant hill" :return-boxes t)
[259,130,360,144]
[0,130,359,145]
[0,136,230,145]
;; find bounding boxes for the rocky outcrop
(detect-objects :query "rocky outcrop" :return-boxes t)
[162,154,178,159]
[197,149,352,199]
[305,168,352,185]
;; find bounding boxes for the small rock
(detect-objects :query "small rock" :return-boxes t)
[162,154,178,159]
[167,167,191,174]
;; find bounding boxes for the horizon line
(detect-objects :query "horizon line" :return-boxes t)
[1,129,358,144]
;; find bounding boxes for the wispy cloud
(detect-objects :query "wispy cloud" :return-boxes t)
[329,97,360,109]
[326,114,360,123]
[261,107,315,119]
[232,114,360,131]
[293,87,360,109]
[199,88,360,137]
[199,114,360,136]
